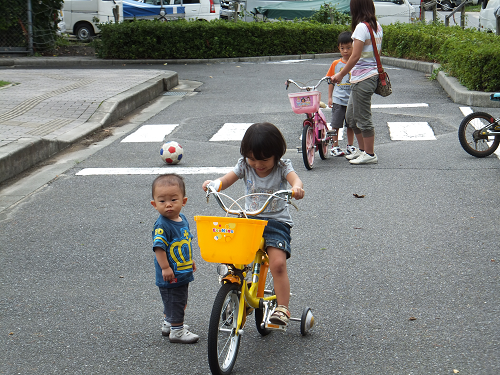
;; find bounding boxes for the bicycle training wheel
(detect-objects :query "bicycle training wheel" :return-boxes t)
[318,128,329,160]
[302,123,315,170]
[208,283,242,375]
[458,112,500,157]
[255,269,275,336]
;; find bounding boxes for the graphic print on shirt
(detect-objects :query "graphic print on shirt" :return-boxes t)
[245,179,287,213]
[154,227,193,273]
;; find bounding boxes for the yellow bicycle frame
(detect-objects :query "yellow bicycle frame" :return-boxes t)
[220,238,277,332]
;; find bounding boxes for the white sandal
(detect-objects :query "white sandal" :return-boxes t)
[269,305,290,326]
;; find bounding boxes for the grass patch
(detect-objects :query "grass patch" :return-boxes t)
[0,80,11,88]
[464,4,481,11]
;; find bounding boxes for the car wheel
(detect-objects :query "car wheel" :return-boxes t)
[75,23,95,41]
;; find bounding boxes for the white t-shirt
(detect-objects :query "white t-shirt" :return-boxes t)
[350,22,383,84]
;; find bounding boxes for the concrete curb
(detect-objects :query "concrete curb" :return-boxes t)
[381,57,500,108]
[0,71,178,184]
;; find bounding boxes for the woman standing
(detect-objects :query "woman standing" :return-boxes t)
[331,0,383,164]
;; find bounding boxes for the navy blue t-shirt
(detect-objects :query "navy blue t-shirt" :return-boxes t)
[152,213,194,288]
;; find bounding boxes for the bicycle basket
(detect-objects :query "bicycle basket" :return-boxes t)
[194,216,268,264]
[288,91,321,114]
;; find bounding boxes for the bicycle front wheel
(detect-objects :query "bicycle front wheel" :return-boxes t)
[458,112,500,157]
[208,283,242,375]
[302,123,315,170]
[318,128,329,160]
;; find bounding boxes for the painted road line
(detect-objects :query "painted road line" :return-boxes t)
[387,122,436,140]
[121,124,178,142]
[372,103,428,109]
[460,107,473,116]
[210,123,253,142]
[76,167,234,176]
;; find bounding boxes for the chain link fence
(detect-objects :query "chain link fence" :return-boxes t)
[0,0,62,56]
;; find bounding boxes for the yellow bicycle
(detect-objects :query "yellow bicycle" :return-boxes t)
[194,187,315,375]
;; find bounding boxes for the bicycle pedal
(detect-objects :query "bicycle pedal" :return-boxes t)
[264,321,287,332]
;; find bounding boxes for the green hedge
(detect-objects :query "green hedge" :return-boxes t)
[95,20,500,92]
[95,19,346,59]
[383,23,500,92]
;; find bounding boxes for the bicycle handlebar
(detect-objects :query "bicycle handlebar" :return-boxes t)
[286,77,331,91]
[205,186,295,218]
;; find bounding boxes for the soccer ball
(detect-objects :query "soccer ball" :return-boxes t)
[160,141,183,164]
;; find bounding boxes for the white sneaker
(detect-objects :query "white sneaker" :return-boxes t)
[345,148,363,160]
[169,327,199,344]
[330,146,345,157]
[346,145,357,155]
[162,320,189,336]
[349,151,378,164]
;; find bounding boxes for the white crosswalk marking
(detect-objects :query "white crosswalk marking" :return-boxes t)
[372,103,428,109]
[460,107,473,116]
[210,123,253,142]
[387,122,436,140]
[121,124,178,142]
[76,167,234,176]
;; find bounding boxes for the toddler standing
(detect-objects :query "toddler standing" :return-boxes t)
[151,173,199,344]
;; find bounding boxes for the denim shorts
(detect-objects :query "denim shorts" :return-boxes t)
[159,284,189,324]
[259,218,292,259]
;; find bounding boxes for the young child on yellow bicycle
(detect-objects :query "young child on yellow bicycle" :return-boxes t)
[202,122,305,326]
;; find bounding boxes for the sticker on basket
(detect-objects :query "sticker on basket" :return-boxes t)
[212,222,236,242]
[294,96,312,108]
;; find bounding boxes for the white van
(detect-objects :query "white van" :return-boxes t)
[479,0,500,32]
[63,0,122,40]
[162,0,221,20]
[374,0,417,25]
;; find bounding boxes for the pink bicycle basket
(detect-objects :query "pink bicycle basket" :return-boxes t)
[288,91,321,114]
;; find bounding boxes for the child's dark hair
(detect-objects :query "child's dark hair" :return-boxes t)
[152,173,186,198]
[338,31,352,45]
[240,122,287,166]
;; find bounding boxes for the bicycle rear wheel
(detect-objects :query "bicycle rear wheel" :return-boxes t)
[458,112,500,157]
[208,283,242,375]
[302,122,315,170]
[255,269,275,336]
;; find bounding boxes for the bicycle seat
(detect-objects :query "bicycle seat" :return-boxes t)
[491,93,500,101]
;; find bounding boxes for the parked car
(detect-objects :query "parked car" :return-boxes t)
[63,0,121,40]
[220,0,244,19]
[479,0,500,31]
[253,0,417,25]
[161,0,221,20]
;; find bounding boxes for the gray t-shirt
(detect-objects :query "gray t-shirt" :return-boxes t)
[233,157,295,227]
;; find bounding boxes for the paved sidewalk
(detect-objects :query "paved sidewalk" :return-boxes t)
[0,59,179,184]
[0,55,498,185]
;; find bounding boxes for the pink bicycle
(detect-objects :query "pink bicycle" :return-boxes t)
[286,77,333,170]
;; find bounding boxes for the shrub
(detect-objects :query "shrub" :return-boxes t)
[95,19,500,91]
[95,19,347,59]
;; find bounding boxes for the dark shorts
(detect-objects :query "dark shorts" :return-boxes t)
[159,283,189,324]
[260,218,292,259]
[330,103,347,129]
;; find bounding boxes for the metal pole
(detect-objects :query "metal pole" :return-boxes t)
[496,15,500,35]
[27,0,33,55]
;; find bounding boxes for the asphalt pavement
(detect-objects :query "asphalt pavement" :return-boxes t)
[1,54,499,375]
[0,54,498,188]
